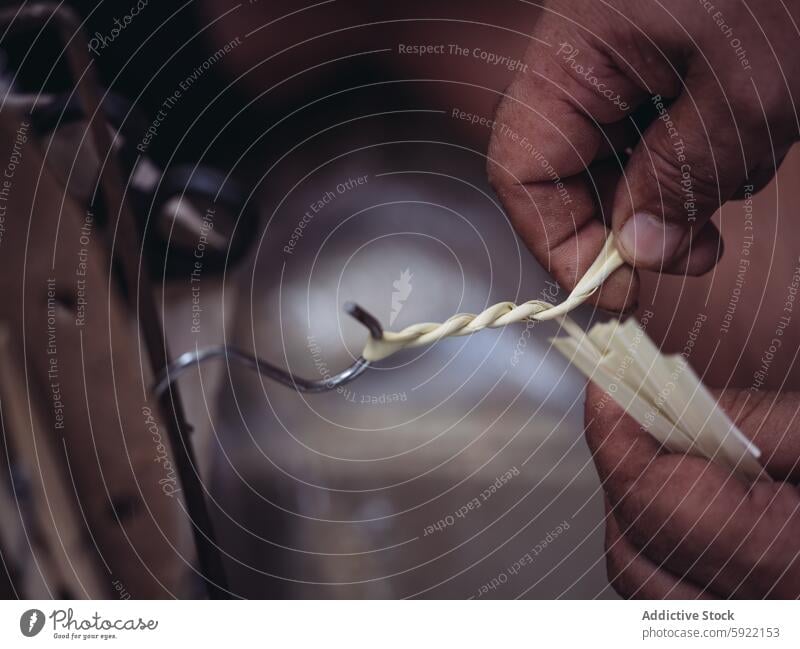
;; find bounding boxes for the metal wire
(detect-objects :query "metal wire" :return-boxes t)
[153,302,382,397]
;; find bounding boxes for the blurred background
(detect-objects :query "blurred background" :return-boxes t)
[0,0,796,599]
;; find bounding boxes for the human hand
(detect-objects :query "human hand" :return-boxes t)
[586,382,800,598]
[488,0,800,311]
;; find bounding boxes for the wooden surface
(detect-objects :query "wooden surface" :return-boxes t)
[0,111,192,598]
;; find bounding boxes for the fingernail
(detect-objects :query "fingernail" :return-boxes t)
[617,212,685,267]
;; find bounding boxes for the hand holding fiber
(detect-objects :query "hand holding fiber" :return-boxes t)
[362,235,624,361]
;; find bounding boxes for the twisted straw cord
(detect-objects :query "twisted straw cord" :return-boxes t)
[363,235,626,361]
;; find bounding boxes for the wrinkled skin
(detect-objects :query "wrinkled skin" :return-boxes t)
[488,0,800,598]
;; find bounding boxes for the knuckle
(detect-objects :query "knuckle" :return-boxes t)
[641,140,718,218]
[642,143,688,206]
[555,49,635,118]
[486,81,539,190]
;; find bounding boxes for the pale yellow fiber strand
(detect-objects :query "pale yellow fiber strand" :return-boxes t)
[363,235,625,362]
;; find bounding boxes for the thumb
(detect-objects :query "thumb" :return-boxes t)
[612,85,756,272]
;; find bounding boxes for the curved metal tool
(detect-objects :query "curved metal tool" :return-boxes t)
[153,302,383,397]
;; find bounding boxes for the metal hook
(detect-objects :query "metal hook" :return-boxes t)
[153,302,383,397]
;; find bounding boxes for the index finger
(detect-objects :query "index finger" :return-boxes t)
[487,15,644,310]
